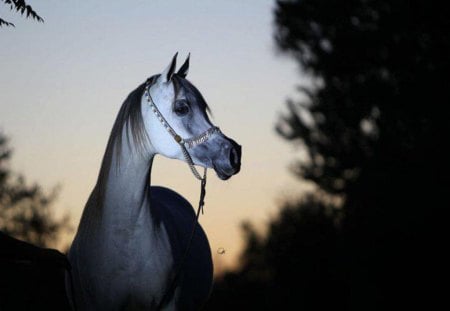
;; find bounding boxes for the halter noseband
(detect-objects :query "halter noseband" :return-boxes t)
[144,82,221,180]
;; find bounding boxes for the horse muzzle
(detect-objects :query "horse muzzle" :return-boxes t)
[212,138,241,180]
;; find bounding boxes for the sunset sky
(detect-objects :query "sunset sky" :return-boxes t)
[0,0,312,272]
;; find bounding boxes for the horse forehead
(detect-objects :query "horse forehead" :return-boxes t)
[152,82,176,103]
[152,79,207,115]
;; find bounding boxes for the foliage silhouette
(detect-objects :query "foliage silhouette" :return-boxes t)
[206,195,344,310]
[0,132,71,248]
[0,0,43,27]
[0,133,72,309]
[206,0,448,310]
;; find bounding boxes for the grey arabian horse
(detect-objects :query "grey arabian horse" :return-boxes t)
[67,54,241,310]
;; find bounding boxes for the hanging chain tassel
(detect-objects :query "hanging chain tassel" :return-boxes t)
[146,81,215,309]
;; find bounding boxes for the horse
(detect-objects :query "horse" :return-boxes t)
[66,54,241,310]
[0,232,71,310]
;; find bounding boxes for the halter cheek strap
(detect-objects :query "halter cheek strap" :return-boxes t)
[144,83,221,181]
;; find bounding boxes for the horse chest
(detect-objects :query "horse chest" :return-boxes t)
[106,225,175,301]
[73,224,175,309]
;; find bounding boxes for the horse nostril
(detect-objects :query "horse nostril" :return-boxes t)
[229,148,235,165]
[221,139,241,173]
[229,146,240,168]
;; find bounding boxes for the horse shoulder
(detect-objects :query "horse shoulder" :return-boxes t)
[149,186,213,309]
[150,186,196,219]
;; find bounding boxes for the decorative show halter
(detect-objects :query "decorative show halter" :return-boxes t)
[144,80,219,309]
[144,81,221,181]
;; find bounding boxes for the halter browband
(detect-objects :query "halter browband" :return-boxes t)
[144,82,220,180]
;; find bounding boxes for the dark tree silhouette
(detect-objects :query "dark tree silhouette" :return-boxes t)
[0,133,72,309]
[274,0,448,308]
[274,0,450,195]
[0,0,43,27]
[207,1,448,310]
[0,132,70,248]
[206,195,344,310]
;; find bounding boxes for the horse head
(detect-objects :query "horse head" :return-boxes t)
[143,53,241,180]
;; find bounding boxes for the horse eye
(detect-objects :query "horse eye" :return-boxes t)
[174,100,190,116]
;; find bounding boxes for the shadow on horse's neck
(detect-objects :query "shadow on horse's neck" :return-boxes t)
[101,128,154,201]
[79,127,157,235]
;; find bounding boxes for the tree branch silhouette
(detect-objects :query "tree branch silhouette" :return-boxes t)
[0,132,70,248]
[1,0,43,27]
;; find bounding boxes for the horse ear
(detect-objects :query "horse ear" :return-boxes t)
[161,52,178,82]
[177,53,190,78]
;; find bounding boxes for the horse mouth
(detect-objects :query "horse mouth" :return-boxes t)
[210,141,241,180]
[213,164,238,181]
[216,171,232,180]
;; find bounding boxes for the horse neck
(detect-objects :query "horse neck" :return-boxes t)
[104,139,153,222]
[79,129,156,237]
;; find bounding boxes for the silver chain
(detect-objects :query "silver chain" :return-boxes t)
[145,81,213,309]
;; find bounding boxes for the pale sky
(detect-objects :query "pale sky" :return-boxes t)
[0,0,312,272]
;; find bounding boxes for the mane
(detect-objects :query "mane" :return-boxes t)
[95,76,158,203]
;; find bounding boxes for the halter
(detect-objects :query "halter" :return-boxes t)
[144,81,217,309]
[144,82,221,181]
